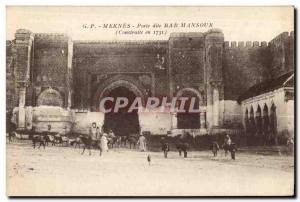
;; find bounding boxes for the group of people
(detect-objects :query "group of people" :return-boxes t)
[159,133,236,160]
[87,123,148,152]
[88,123,115,153]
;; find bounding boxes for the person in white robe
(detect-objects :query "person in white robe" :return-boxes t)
[137,134,146,152]
[100,133,109,152]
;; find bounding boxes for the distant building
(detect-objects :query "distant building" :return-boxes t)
[6,29,294,145]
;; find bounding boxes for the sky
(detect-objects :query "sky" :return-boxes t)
[6,6,294,42]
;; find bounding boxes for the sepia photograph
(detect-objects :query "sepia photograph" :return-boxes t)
[5,6,295,197]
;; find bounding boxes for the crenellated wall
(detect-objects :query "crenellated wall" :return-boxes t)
[268,31,294,78]
[223,31,294,102]
[223,40,272,101]
[221,31,294,129]
[7,28,294,135]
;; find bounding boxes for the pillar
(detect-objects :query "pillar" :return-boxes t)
[18,86,26,129]
[67,38,73,109]
[206,85,213,128]
[205,29,224,129]
[213,88,220,126]
[14,29,34,130]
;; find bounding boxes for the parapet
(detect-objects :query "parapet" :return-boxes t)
[224,31,293,49]
[169,32,204,38]
[269,31,294,46]
[34,33,70,41]
[224,41,268,48]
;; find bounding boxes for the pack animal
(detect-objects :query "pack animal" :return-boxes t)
[79,136,102,156]
[32,135,46,149]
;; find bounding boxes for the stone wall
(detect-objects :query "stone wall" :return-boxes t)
[6,40,17,112]
[223,41,271,101]
[7,29,294,136]
[12,106,73,134]
[72,111,104,134]
[72,41,168,110]
[269,31,294,78]
[223,31,294,102]
[32,34,69,107]
[169,33,206,98]
[241,87,294,140]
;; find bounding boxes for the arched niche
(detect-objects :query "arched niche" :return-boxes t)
[37,88,63,107]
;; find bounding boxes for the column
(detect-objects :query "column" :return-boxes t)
[18,85,26,129]
[67,38,73,109]
[87,74,91,111]
[206,85,213,128]
[213,88,220,126]
[14,29,34,130]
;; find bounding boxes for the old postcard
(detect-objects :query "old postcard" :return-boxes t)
[6,6,294,196]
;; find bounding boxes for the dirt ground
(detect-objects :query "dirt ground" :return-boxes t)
[6,141,294,196]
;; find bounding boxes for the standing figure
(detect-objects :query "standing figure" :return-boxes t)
[224,134,232,145]
[7,112,16,142]
[101,132,109,153]
[137,133,146,152]
[161,137,170,158]
[96,126,101,140]
[223,134,232,156]
[91,122,97,140]
[147,154,151,165]
[108,129,116,138]
[287,137,294,155]
[211,141,219,157]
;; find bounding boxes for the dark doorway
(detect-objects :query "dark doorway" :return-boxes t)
[102,86,140,136]
[177,92,200,129]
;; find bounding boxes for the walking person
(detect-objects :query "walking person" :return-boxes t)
[223,134,231,156]
[161,137,170,158]
[224,134,232,146]
[211,141,220,157]
[137,133,146,152]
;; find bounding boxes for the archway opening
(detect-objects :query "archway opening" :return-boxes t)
[102,86,140,136]
[176,90,200,129]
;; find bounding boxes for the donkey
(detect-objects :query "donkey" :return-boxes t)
[45,134,55,146]
[79,136,102,156]
[126,135,139,149]
[32,135,46,149]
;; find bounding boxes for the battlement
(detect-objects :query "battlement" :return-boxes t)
[269,31,294,47]
[224,41,268,48]
[73,40,167,45]
[34,33,70,42]
[224,31,294,49]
